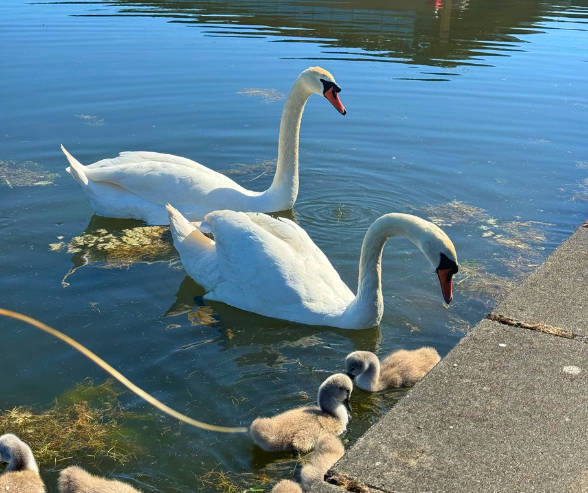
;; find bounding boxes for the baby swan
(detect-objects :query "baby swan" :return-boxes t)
[272,480,303,493]
[0,434,46,493]
[346,348,440,391]
[300,434,345,491]
[58,466,141,493]
[250,374,353,454]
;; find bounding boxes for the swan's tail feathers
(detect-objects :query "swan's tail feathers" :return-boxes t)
[167,204,215,251]
[61,145,88,186]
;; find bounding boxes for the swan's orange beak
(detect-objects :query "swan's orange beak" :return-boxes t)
[437,268,454,304]
[325,87,346,115]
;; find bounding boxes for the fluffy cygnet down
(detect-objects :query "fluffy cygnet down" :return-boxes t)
[345,347,441,391]
[300,434,345,491]
[272,480,303,493]
[0,434,45,493]
[250,374,353,454]
[58,466,141,493]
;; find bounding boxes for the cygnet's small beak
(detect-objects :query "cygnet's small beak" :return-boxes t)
[324,87,346,115]
[437,268,454,304]
[343,396,352,413]
[346,372,356,381]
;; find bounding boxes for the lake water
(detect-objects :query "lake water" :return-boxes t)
[1,0,587,491]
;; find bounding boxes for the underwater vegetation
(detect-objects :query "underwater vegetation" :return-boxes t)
[0,160,59,187]
[0,380,146,468]
[237,88,285,103]
[424,200,550,307]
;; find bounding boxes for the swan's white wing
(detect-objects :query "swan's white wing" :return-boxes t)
[204,211,354,318]
[83,152,250,206]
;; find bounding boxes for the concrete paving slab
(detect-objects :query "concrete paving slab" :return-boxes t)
[310,480,349,493]
[492,224,588,335]
[330,320,588,493]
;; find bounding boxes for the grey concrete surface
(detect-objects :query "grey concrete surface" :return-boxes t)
[492,225,588,335]
[329,320,588,493]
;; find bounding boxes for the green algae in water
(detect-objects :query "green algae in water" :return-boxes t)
[237,88,285,103]
[0,160,59,187]
[0,380,148,467]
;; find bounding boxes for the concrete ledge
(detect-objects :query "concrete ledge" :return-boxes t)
[330,320,588,493]
[492,225,588,336]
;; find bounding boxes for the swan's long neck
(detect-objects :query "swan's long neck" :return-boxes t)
[264,79,311,209]
[345,214,434,328]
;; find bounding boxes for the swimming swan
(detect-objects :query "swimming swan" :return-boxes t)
[345,348,441,391]
[0,434,46,493]
[62,67,346,225]
[250,374,352,454]
[166,207,458,329]
[58,466,140,493]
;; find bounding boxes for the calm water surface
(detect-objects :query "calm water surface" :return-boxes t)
[1,0,587,491]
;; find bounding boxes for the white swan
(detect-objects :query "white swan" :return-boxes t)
[62,67,346,225]
[166,206,458,329]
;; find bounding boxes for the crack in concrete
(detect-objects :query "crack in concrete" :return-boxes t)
[486,314,587,342]
[325,471,374,493]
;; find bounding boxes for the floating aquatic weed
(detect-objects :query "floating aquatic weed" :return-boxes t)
[195,469,275,493]
[571,178,588,202]
[425,201,549,252]
[53,225,176,285]
[425,200,488,227]
[447,314,472,334]
[75,114,106,126]
[0,379,146,468]
[0,160,59,187]
[237,88,285,103]
[218,159,276,182]
[188,306,219,326]
[456,260,518,304]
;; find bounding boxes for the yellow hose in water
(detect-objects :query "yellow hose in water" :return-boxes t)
[0,308,248,433]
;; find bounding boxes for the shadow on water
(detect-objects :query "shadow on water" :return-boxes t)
[165,275,383,353]
[65,0,557,70]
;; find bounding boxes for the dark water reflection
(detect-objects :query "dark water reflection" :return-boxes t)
[1,0,587,490]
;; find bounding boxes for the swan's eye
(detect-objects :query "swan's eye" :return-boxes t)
[320,78,341,95]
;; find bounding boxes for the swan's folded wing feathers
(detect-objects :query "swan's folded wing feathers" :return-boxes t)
[83,153,244,206]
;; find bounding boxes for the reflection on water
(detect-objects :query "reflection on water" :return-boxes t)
[80,0,551,72]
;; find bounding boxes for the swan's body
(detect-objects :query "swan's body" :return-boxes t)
[0,434,45,493]
[62,67,345,225]
[250,374,352,454]
[167,207,458,329]
[58,466,141,493]
[300,434,345,491]
[346,348,441,391]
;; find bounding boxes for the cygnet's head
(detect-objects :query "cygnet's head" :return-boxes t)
[298,67,346,115]
[345,351,378,381]
[0,434,39,473]
[318,373,353,415]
